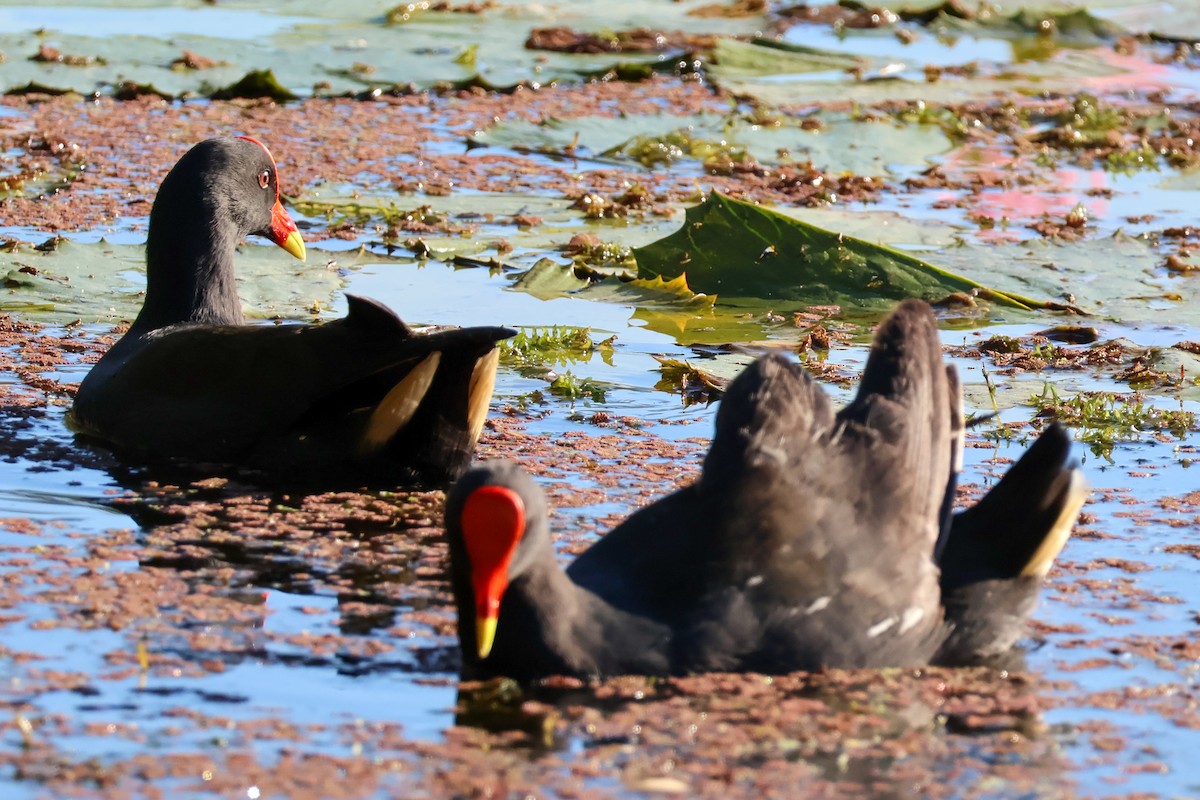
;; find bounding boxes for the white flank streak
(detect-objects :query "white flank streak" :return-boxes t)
[466,349,500,444]
[898,607,925,636]
[360,352,441,454]
[746,575,764,588]
[805,596,831,615]
[867,617,897,638]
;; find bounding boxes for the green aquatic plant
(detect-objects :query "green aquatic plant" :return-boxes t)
[1054,93,1127,142]
[1030,384,1197,459]
[1103,144,1159,175]
[548,371,607,403]
[501,329,613,407]
[615,129,755,174]
[500,326,614,369]
[291,198,449,228]
[384,2,434,24]
[562,236,635,269]
[894,101,969,140]
[502,328,613,405]
[210,68,297,102]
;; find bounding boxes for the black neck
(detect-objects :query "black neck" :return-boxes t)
[134,178,244,332]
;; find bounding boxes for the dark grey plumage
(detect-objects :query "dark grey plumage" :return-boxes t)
[70,138,513,486]
[445,299,1087,679]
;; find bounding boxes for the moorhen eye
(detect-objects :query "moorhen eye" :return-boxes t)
[69,136,515,487]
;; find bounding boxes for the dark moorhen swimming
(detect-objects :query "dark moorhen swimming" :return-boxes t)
[445,299,1086,679]
[70,137,514,486]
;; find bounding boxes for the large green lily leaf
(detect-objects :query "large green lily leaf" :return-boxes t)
[632,192,1054,309]
[0,239,344,324]
[706,38,863,78]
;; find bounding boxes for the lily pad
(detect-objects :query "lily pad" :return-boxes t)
[632,192,1053,309]
[897,0,1200,41]
[291,187,684,266]
[512,258,717,308]
[709,37,864,78]
[709,38,1154,107]
[934,235,1200,326]
[0,238,344,324]
[0,1,771,97]
[901,3,1127,40]
[471,111,952,176]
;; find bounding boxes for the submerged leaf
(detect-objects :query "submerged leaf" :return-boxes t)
[653,356,728,406]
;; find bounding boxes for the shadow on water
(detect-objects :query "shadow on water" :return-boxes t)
[0,396,463,659]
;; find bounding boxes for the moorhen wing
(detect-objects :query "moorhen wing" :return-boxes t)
[70,137,514,486]
[445,299,1086,679]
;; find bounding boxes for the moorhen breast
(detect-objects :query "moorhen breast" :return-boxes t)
[445,299,1086,679]
[70,137,514,486]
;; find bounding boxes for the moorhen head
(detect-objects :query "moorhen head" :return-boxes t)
[445,299,1086,680]
[70,137,514,487]
[138,136,305,331]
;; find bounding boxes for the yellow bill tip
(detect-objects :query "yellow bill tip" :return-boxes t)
[281,229,306,262]
[476,615,498,660]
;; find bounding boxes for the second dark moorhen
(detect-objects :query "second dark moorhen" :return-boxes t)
[445,299,1086,679]
[70,137,514,486]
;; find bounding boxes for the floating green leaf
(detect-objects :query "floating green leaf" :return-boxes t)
[632,193,1054,309]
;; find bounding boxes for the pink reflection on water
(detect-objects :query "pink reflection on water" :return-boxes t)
[931,141,1114,240]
